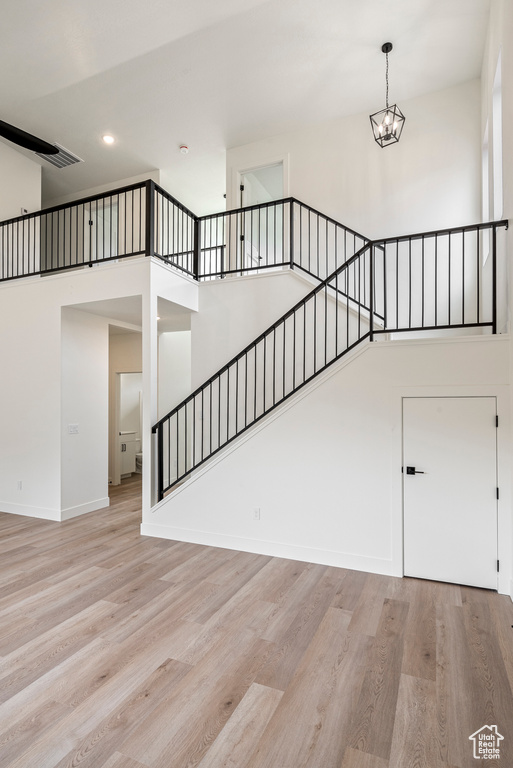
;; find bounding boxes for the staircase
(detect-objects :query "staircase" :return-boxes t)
[0,180,507,504]
[152,211,508,501]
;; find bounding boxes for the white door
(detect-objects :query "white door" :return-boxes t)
[239,164,284,270]
[403,397,498,589]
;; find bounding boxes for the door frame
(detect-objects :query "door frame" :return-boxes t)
[228,154,289,210]
[392,384,511,595]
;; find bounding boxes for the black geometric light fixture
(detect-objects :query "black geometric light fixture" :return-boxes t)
[369,42,405,148]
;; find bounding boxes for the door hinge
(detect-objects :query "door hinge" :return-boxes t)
[240,184,245,191]
[497,559,500,572]
[496,487,499,500]
[496,415,499,427]
[240,234,245,241]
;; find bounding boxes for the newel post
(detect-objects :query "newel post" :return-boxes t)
[145,180,155,258]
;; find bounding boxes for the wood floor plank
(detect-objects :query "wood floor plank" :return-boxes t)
[185,555,271,625]
[401,579,437,681]
[339,747,389,768]
[347,573,391,637]
[331,568,370,611]
[120,631,273,767]
[52,658,191,768]
[1,476,512,768]
[196,682,283,768]
[388,674,442,768]
[0,636,190,768]
[258,562,329,643]
[487,593,513,697]
[461,593,513,766]
[245,607,371,768]
[0,600,120,703]
[436,603,475,767]
[98,754,147,768]
[255,567,344,690]
[0,698,71,767]
[349,598,410,761]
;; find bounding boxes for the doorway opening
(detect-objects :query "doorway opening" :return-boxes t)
[109,326,142,492]
[239,162,284,207]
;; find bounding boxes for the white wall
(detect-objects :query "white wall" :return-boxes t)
[0,141,41,220]
[43,170,161,209]
[481,0,513,599]
[0,275,62,519]
[158,331,191,419]
[227,80,481,240]
[143,335,511,594]
[61,308,109,518]
[0,256,198,520]
[191,270,316,387]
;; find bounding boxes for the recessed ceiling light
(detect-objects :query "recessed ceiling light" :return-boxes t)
[102,135,115,144]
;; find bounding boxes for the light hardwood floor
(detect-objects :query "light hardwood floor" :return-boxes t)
[1,474,513,768]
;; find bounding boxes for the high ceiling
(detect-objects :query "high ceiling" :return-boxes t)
[2,0,491,214]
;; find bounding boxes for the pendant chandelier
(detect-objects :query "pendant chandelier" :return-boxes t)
[369,42,405,148]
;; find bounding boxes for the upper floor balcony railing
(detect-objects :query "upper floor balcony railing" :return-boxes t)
[0,179,368,284]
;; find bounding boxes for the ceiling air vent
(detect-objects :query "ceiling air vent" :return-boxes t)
[36,143,84,169]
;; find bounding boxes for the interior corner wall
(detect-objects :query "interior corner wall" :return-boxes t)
[61,308,109,519]
[226,80,481,240]
[0,141,41,220]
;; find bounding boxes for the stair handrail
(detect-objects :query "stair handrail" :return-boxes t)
[153,217,509,500]
[152,241,373,432]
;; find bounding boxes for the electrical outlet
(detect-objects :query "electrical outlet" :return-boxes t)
[253,507,260,520]
[68,424,79,434]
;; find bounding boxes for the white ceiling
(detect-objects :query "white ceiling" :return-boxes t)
[66,292,193,331]
[2,0,491,214]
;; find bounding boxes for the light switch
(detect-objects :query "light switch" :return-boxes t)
[68,424,79,434]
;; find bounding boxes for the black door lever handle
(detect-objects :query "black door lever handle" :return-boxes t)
[406,466,425,475]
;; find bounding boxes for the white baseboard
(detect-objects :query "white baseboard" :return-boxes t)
[61,497,110,521]
[0,497,110,522]
[0,501,61,521]
[140,522,398,577]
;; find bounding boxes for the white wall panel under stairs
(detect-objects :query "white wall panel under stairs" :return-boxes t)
[143,334,511,594]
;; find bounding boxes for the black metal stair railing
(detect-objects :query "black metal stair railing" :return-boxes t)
[0,177,507,504]
[153,242,377,500]
[0,182,150,280]
[371,220,508,338]
[194,198,368,280]
[0,180,368,284]
[153,218,508,501]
